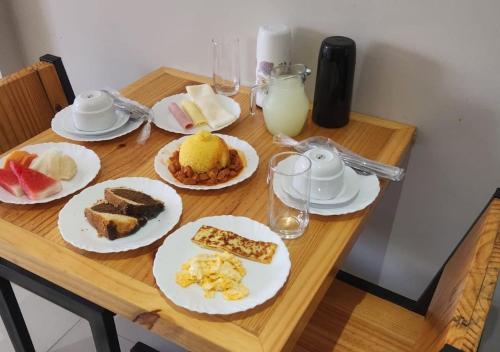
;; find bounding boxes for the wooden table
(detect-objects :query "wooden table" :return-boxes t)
[0,68,415,352]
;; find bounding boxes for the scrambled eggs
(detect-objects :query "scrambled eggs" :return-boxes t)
[176,252,249,300]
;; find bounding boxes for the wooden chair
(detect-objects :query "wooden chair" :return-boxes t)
[294,189,500,352]
[0,54,74,153]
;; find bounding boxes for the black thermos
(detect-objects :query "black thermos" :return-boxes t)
[312,36,356,128]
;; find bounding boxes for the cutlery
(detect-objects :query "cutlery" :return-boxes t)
[101,89,153,144]
[273,133,405,181]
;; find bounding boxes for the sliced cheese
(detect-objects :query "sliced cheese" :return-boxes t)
[185,84,235,129]
[180,99,207,126]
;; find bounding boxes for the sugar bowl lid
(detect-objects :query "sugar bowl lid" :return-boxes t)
[73,90,113,113]
[303,147,343,179]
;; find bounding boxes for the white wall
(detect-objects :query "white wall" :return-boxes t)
[0,1,25,75]
[6,0,500,299]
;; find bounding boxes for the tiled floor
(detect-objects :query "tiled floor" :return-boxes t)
[0,284,184,352]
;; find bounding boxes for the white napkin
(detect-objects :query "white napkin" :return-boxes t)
[185,84,235,129]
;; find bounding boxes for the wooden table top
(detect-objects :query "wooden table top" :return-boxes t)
[0,67,416,352]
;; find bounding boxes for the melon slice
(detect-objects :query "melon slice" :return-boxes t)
[20,153,37,168]
[0,168,24,197]
[3,150,37,168]
[10,162,62,200]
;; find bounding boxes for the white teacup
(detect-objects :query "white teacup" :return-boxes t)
[293,147,345,200]
[72,90,116,132]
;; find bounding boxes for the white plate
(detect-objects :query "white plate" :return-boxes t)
[153,215,291,315]
[284,166,360,205]
[52,106,143,142]
[0,142,100,204]
[274,167,380,216]
[58,177,182,253]
[63,109,129,135]
[154,134,259,190]
[152,93,241,134]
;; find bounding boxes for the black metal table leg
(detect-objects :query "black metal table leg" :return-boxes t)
[0,258,120,352]
[131,342,160,352]
[0,277,35,352]
[89,309,121,352]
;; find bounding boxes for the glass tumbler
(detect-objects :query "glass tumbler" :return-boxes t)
[268,152,311,239]
[212,38,240,96]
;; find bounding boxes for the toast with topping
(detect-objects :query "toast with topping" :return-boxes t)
[191,225,277,264]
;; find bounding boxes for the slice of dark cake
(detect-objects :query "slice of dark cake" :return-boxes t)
[104,187,165,219]
[84,201,147,240]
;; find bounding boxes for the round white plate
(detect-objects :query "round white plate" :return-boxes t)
[153,215,291,315]
[63,109,129,135]
[58,177,182,253]
[154,134,259,190]
[152,93,241,134]
[283,166,360,205]
[274,165,380,216]
[52,106,143,142]
[0,142,100,204]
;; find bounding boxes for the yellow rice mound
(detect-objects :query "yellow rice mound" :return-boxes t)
[179,131,229,173]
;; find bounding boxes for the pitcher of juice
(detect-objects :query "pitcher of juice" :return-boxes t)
[250,64,311,137]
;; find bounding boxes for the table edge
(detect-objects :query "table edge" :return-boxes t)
[0,218,265,352]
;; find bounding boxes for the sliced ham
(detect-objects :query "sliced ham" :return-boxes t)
[10,161,62,200]
[168,102,193,129]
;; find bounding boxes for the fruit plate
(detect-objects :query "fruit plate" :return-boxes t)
[58,177,182,253]
[0,142,100,204]
[151,93,241,135]
[153,134,259,190]
[153,215,291,315]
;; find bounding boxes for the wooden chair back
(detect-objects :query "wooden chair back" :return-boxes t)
[0,57,72,153]
[415,194,500,351]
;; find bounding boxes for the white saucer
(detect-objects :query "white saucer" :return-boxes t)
[284,166,360,206]
[273,159,380,216]
[152,93,241,135]
[62,108,129,135]
[52,106,143,142]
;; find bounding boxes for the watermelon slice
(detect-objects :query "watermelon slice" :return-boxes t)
[10,161,62,200]
[0,168,25,197]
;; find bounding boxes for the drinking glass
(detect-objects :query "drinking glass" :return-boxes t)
[268,152,311,239]
[212,38,240,96]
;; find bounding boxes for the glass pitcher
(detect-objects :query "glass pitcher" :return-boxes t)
[250,64,311,137]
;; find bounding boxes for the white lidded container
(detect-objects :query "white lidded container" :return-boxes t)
[255,24,292,107]
[72,90,116,132]
[293,147,345,200]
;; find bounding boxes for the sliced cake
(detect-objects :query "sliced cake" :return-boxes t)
[9,161,62,200]
[0,168,24,197]
[104,187,164,219]
[84,201,147,240]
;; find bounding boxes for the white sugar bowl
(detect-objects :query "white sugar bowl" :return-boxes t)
[72,90,116,132]
[293,147,345,200]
